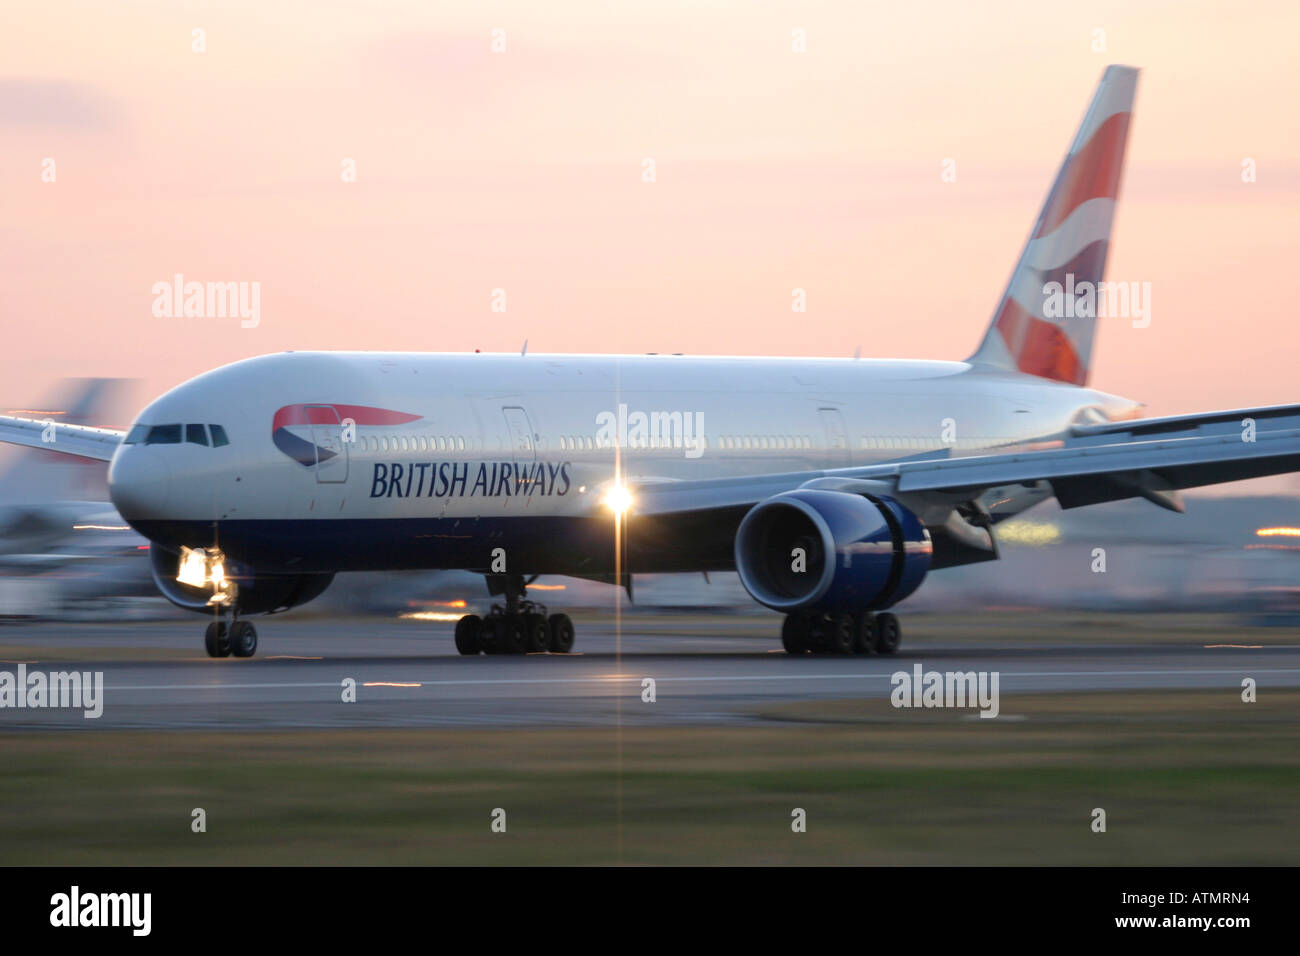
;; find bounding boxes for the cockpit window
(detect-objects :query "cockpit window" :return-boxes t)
[145,424,182,445]
[127,423,227,447]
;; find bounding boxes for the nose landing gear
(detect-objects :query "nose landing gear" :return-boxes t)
[454,574,576,656]
[203,604,257,659]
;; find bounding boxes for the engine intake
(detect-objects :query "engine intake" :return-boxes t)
[734,489,931,613]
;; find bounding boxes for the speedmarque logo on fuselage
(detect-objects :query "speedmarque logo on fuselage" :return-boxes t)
[271,403,422,466]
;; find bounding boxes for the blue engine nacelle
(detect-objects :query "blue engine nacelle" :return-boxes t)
[734,489,931,613]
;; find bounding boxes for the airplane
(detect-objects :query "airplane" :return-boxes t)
[3,65,1299,658]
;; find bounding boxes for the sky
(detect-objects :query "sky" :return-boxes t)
[2,0,1298,431]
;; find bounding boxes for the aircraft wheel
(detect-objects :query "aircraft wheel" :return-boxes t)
[873,612,901,655]
[229,621,258,658]
[781,614,810,654]
[497,614,526,654]
[853,613,876,655]
[454,614,483,655]
[547,613,575,653]
[204,621,230,658]
[825,613,855,654]
[523,612,549,652]
[480,616,501,654]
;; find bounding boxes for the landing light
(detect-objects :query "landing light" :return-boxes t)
[177,546,233,605]
[603,484,634,515]
[177,547,209,588]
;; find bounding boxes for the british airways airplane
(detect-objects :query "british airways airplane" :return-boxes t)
[4,66,1299,658]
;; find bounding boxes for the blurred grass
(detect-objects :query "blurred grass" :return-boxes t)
[1,688,1297,864]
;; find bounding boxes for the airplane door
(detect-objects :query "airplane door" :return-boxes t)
[818,407,850,466]
[308,404,349,483]
[502,406,536,463]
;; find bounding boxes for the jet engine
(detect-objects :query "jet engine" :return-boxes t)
[734,488,931,613]
[149,545,334,615]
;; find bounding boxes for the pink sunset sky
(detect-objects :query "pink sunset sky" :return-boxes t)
[2,0,1297,428]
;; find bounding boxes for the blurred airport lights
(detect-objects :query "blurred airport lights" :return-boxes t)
[992,521,1062,546]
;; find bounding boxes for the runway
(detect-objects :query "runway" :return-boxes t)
[1,612,1297,729]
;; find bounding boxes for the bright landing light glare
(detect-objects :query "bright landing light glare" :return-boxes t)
[603,484,634,515]
[176,547,208,588]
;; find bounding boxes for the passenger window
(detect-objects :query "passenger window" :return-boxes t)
[145,424,181,445]
[209,425,229,447]
[186,424,209,446]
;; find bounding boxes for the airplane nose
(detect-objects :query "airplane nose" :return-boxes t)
[108,445,172,519]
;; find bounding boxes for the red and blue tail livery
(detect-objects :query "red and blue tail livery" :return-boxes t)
[970,65,1138,386]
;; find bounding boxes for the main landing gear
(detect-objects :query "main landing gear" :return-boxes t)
[780,610,901,656]
[453,573,575,656]
[203,606,258,659]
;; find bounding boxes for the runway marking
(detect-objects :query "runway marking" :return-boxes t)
[1204,644,1264,649]
[99,667,1300,693]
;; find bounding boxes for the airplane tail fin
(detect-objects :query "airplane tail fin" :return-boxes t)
[967,65,1139,386]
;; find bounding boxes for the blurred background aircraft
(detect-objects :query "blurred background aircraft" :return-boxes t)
[0,378,157,620]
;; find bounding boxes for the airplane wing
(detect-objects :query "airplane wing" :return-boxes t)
[625,404,1300,569]
[0,415,124,462]
[632,404,1300,515]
